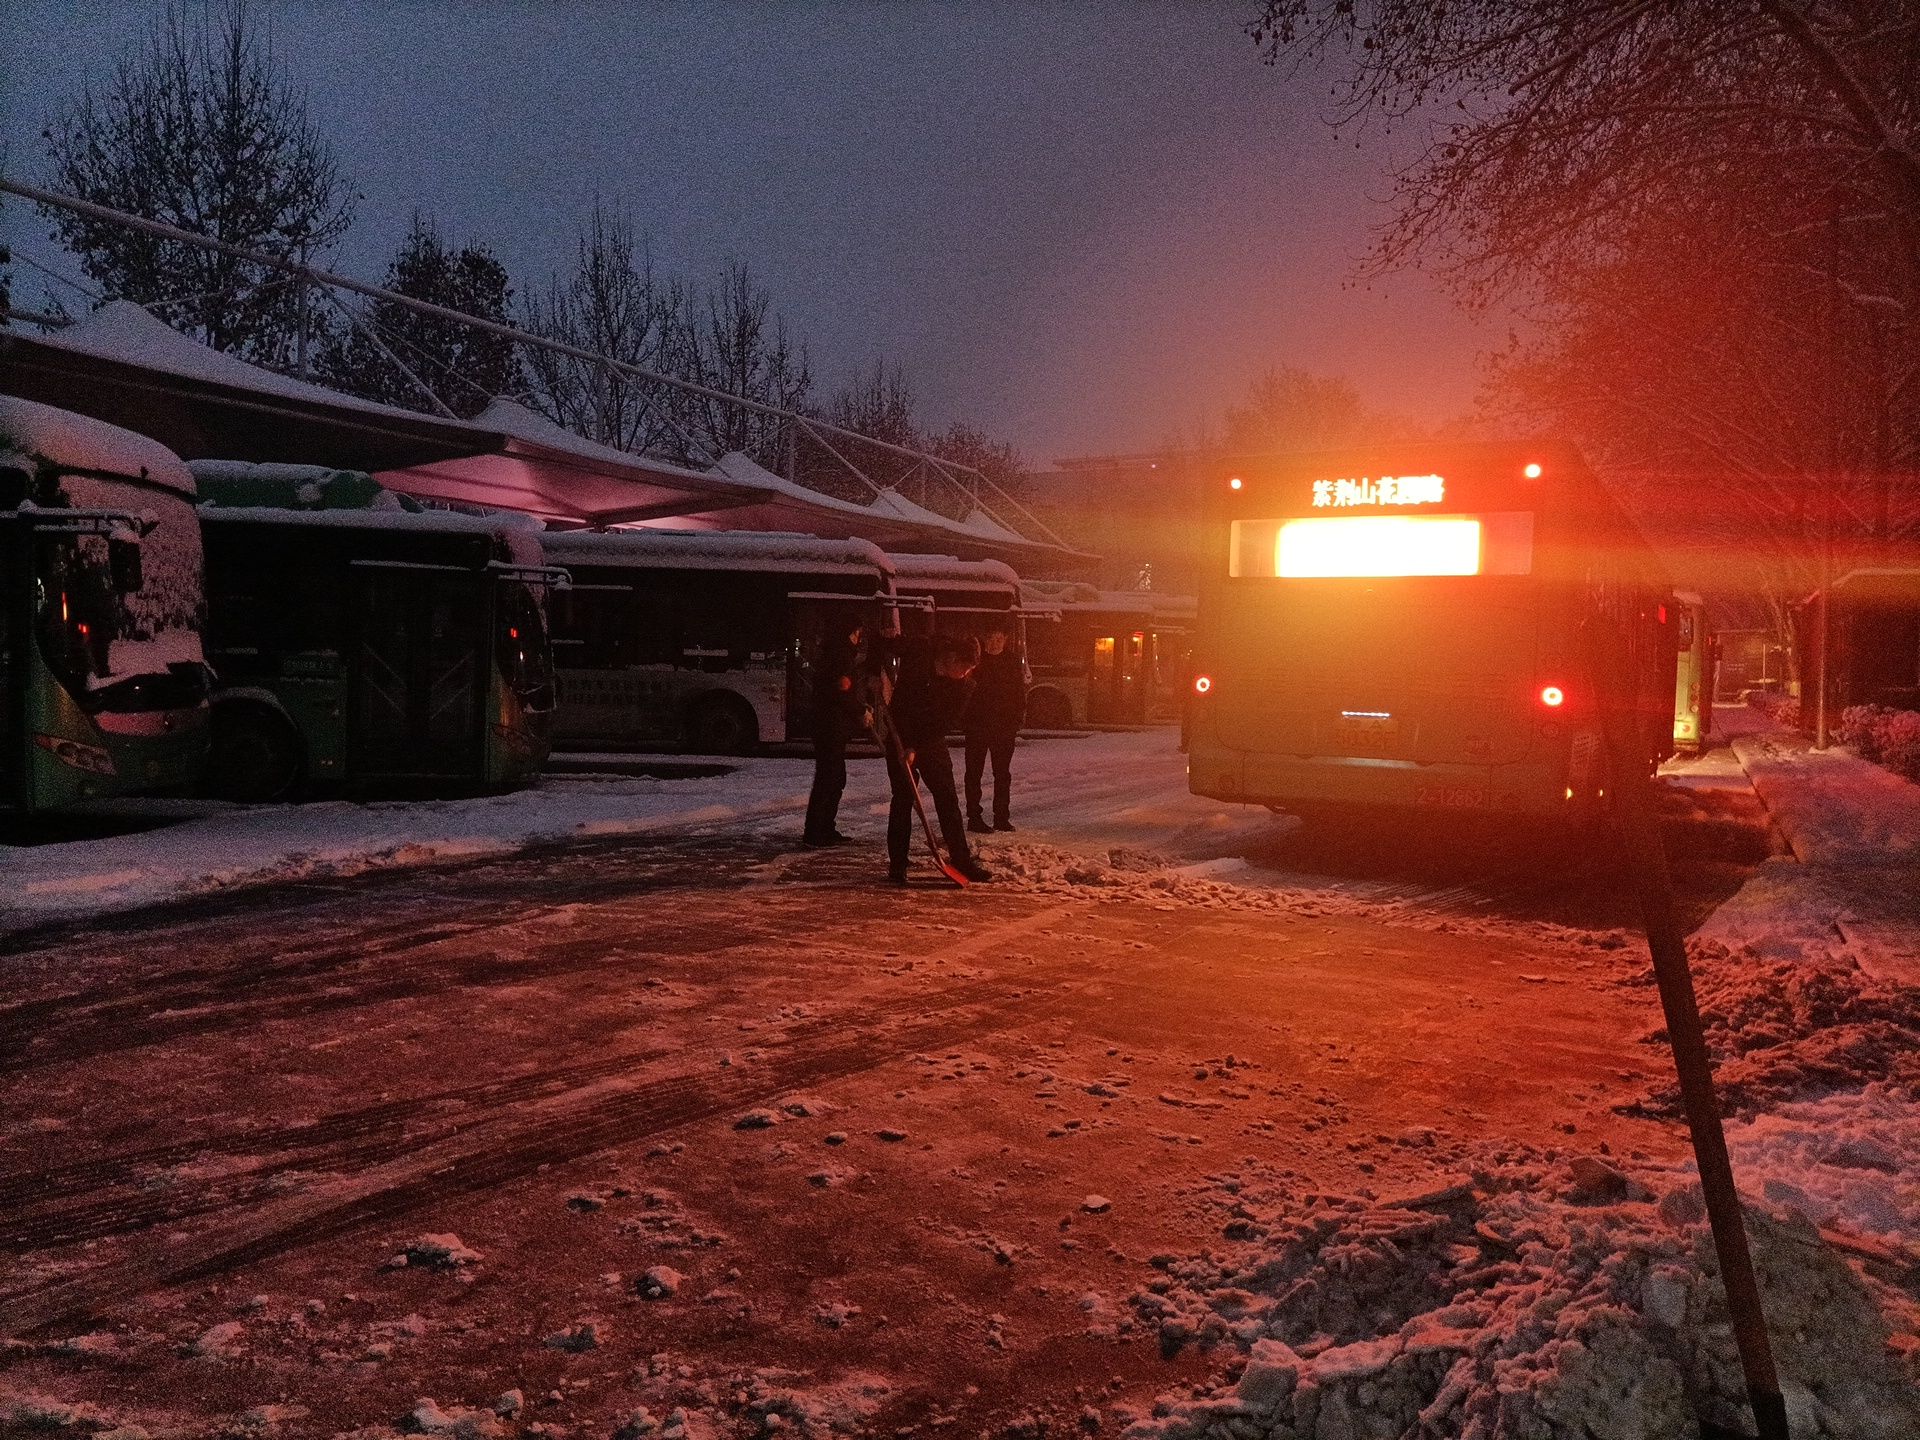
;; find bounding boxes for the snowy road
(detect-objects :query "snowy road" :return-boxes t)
[7,729,1881,1439]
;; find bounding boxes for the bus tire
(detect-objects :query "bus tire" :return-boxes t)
[207,702,304,803]
[1025,687,1073,730]
[686,693,758,755]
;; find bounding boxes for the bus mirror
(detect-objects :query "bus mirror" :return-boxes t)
[110,537,144,592]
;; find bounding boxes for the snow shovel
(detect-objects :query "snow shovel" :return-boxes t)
[871,706,968,888]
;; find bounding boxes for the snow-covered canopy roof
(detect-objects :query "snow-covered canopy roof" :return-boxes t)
[0,393,195,497]
[1831,567,1920,602]
[0,304,1089,565]
[888,552,1022,596]
[379,401,773,526]
[545,528,894,579]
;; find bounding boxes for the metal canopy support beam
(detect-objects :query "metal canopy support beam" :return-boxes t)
[1,176,1076,557]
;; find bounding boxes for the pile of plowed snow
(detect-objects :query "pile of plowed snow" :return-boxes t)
[1631,938,1920,1116]
[987,841,1634,950]
[1123,1155,1920,1440]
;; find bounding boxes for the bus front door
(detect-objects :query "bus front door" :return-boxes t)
[351,567,485,782]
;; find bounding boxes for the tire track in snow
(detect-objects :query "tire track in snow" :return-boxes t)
[0,902,1090,1333]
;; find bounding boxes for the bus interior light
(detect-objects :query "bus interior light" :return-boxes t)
[1539,685,1566,708]
[1275,516,1482,578]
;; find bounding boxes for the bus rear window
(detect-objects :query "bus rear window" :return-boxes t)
[1229,512,1534,578]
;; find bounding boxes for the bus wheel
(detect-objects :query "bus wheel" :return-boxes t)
[686,694,758,755]
[1025,688,1072,729]
[208,704,304,803]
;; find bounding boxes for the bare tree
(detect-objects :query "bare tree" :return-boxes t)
[1251,0,1920,634]
[40,0,353,363]
[665,261,813,466]
[317,215,520,418]
[1223,366,1382,454]
[520,200,686,455]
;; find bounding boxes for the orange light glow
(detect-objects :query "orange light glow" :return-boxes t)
[1193,675,1213,695]
[1228,476,1243,491]
[1540,685,1565,707]
[1275,516,1482,578]
[1523,462,1543,479]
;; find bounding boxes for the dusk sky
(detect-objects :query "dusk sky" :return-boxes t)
[2,1,1496,461]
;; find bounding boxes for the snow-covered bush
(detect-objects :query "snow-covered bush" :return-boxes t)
[1835,704,1920,781]
[1878,709,1920,780]
[1747,690,1800,728]
[1835,705,1892,759]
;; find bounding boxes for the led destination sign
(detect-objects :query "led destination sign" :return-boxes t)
[1311,473,1445,509]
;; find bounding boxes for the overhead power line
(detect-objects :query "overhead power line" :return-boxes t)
[0,175,1073,552]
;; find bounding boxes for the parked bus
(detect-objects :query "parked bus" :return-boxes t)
[1186,441,1677,819]
[1019,580,1196,728]
[1671,591,1716,753]
[888,554,1021,644]
[542,529,895,753]
[194,465,561,800]
[1,396,210,812]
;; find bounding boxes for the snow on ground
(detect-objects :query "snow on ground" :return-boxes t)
[0,732,1257,934]
[1121,1153,1919,1440]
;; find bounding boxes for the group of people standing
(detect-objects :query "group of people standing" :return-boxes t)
[802,618,1026,885]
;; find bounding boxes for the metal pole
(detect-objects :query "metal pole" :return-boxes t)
[1596,631,1789,1440]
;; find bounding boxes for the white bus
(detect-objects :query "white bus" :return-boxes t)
[543,529,896,753]
[1019,580,1195,728]
[887,553,1021,645]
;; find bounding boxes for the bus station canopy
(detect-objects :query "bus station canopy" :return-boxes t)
[0,304,1087,568]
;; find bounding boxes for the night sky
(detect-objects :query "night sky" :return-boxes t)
[1,2,1495,460]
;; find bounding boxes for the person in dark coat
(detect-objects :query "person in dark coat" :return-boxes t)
[964,623,1026,833]
[882,632,991,884]
[802,618,868,846]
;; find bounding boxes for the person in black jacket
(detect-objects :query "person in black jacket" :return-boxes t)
[882,632,991,884]
[802,618,868,847]
[964,623,1025,833]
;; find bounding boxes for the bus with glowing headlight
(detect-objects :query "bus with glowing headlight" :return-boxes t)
[1185,442,1677,820]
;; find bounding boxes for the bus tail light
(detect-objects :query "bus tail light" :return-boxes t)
[1193,674,1214,696]
[1539,684,1566,709]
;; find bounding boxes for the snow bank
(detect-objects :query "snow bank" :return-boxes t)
[0,764,815,933]
[1124,1157,1919,1440]
[1632,939,1920,1117]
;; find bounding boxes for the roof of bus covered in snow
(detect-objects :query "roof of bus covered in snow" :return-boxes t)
[0,394,196,497]
[887,553,1021,595]
[197,503,533,539]
[542,528,894,580]
[1020,579,1195,620]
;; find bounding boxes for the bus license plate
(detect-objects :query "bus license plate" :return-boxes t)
[1336,713,1399,744]
[1416,783,1486,808]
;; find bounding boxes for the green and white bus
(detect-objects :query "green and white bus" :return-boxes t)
[1,396,211,812]
[542,529,895,753]
[194,464,561,800]
[1018,581,1195,729]
[1671,591,1716,754]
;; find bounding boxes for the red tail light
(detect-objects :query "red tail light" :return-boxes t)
[1539,684,1566,708]
[1193,675,1213,696]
